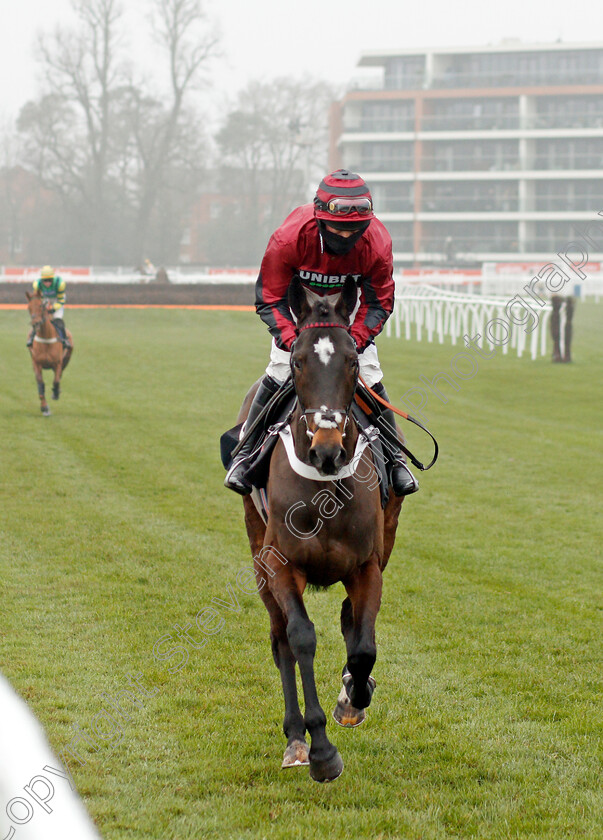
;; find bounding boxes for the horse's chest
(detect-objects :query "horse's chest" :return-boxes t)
[276,522,378,586]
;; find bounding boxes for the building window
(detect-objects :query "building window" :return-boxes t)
[371,183,414,213]
[534,95,603,129]
[421,221,518,253]
[422,98,519,131]
[347,141,413,172]
[534,138,603,170]
[360,101,414,132]
[433,49,603,88]
[385,56,425,90]
[422,181,518,212]
[423,139,518,171]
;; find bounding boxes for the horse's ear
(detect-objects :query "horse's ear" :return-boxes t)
[25,291,32,300]
[288,275,311,322]
[334,275,358,323]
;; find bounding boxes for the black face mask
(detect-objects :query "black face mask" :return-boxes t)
[317,220,370,255]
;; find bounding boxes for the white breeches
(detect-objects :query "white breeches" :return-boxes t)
[52,307,64,319]
[265,338,384,387]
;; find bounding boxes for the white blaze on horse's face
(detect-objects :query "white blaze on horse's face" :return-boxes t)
[314,406,343,430]
[314,336,335,366]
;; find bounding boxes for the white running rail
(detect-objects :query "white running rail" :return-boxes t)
[385,285,552,360]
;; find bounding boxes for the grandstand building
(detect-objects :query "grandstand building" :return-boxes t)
[331,41,603,265]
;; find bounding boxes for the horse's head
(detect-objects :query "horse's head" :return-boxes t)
[288,275,359,475]
[25,291,48,329]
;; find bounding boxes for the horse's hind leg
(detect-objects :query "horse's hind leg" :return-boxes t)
[334,561,382,727]
[52,363,63,400]
[62,332,73,370]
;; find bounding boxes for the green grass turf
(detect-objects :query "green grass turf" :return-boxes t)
[0,302,601,839]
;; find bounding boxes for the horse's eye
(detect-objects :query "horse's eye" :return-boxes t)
[293,359,302,371]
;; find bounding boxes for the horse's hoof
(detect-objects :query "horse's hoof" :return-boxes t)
[281,739,310,768]
[309,748,344,783]
[333,684,367,727]
[41,408,51,417]
[332,674,376,727]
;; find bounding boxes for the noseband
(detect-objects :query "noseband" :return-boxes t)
[291,322,358,441]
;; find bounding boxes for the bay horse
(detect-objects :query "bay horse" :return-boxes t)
[26,291,73,415]
[239,276,403,782]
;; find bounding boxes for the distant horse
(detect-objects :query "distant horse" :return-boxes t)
[239,276,404,782]
[26,292,73,415]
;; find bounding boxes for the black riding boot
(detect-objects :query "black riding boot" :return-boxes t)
[52,318,71,348]
[224,375,282,495]
[371,382,419,497]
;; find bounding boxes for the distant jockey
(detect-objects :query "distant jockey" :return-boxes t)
[27,265,71,349]
[224,169,419,498]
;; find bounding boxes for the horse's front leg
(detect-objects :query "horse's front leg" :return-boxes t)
[268,561,343,782]
[245,500,308,770]
[32,360,49,415]
[259,585,309,768]
[334,560,383,727]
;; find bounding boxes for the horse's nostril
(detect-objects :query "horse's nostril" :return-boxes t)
[309,443,347,475]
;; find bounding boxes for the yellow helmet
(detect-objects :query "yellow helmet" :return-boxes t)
[41,265,54,279]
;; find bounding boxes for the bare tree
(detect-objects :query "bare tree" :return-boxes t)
[214,77,337,264]
[25,0,129,263]
[130,0,218,263]
[18,0,217,265]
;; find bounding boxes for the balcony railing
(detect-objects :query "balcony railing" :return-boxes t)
[524,237,575,251]
[420,114,520,131]
[343,117,415,133]
[420,112,603,131]
[528,112,603,129]
[533,153,603,169]
[421,197,519,212]
[349,158,414,172]
[384,74,425,91]
[344,112,603,134]
[420,236,519,253]
[432,69,603,89]
[373,198,414,212]
[531,195,603,211]
[391,237,414,251]
[421,154,519,172]
[349,152,603,173]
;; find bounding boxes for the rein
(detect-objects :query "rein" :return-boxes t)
[356,377,439,472]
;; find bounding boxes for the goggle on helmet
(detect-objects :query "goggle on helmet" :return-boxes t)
[314,169,374,224]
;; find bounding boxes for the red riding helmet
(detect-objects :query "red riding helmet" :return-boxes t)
[314,170,374,225]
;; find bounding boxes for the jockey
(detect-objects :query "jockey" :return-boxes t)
[27,265,71,349]
[225,169,419,498]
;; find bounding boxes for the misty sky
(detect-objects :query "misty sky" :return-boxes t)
[1,0,601,122]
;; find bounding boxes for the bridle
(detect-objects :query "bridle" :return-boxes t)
[29,299,49,332]
[291,322,358,441]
